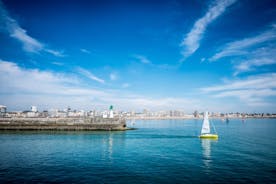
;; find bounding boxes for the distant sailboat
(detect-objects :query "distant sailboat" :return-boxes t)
[131,119,135,126]
[226,118,230,124]
[199,111,218,139]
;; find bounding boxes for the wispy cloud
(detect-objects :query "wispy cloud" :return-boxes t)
[110,72,118,81]
[133,54,178,70]
[0,59,80,94]
[122,83,130,88]
[0,60,200,111]
[202,73,276,92]
[45,49,66,57]
[51,62,64,66]
[201,73,276,106]
[1,60,273,112]
[210,26,276,61]
[234,58,276,76]
[9,26,43,53]
[181,0,237,59]
[0,1,64,57]
[80,48,91,54]
[77,67,105,84]
[133,55,151,64]
[209,25,276,75]
[0,59,110,110]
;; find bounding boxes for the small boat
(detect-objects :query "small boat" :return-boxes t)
[199,111,218,139]
[226,118,230,123]
[131,119,135,126]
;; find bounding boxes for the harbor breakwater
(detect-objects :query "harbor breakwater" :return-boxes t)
[0,117,127,131]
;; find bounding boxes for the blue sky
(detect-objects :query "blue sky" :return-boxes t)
[0,0,275,112]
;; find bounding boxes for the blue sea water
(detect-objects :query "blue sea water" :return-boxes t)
[0,119,275,183]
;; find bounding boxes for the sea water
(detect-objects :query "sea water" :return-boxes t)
[0,119,275,183]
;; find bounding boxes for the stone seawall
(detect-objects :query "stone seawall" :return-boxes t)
[0,117,127,131]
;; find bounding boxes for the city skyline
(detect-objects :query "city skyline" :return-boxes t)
[0,0,276,113]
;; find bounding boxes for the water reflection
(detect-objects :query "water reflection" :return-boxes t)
[108,132,113,160]
[100,131,126,162]
[201,139,218,169]
[226,118,230,124]
[101,132,114,161]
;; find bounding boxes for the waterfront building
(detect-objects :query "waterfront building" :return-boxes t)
[31,106,38,112]
[102,111,108,118]
[0,105,7,117]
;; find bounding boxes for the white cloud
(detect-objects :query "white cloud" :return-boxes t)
[213,88,276,98]
[98,94,200,112]
[0,2,64,57]
[122,83,130,88]
[213,89,275,107]
[232,46,276,75]
[234,58,276,76]
[208,26,276,75]
[77,67,105,84]
[133,55,151,64]
[1,60,274,112]
[0,60,111,110]
[210,27,276,61]
[0,60,201,111]
[51,61,64,66]
[45,49,65,57]
[10,26,43,53]
[133,54,178,70]
[0,59,79,94]
[80,48,91,54]
[202,73,276,92]
[181,0,237,59]
[201,73,276,107]
[110,73,118,81]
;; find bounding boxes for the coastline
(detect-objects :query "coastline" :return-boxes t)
[0,115,275,131]
[125,116,276,120]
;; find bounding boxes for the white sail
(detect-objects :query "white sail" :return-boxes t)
[201,111,210,134]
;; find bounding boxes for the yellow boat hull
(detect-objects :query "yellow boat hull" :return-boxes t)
[199,134,218,139]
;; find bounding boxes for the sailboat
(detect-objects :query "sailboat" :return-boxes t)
[199,111,218,139]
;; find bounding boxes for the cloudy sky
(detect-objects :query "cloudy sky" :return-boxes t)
[0,0,275,113]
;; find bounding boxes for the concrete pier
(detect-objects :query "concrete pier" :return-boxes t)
[0,117,127,131]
